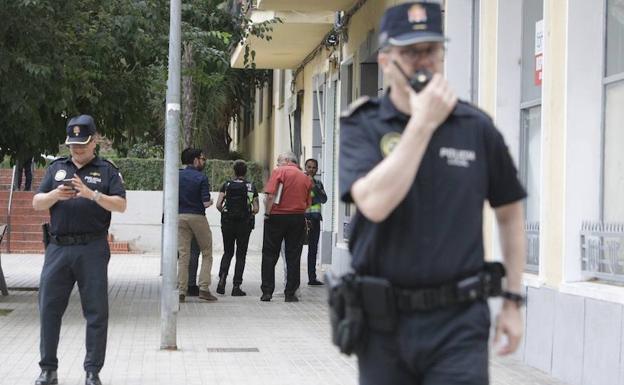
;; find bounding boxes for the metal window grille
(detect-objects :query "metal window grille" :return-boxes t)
[581,221,624,282]
[525,221,540,273]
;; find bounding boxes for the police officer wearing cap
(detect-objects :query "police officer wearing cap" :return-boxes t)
[338,2,526,384]
[32,114,127,385]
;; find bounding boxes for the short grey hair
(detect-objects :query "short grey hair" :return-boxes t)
[279,151,298,164]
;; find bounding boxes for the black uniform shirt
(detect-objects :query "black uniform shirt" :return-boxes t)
[339,94,526,288]
[38,156,126,235]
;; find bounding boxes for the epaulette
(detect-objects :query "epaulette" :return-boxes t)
[50,156,69,164]
[102,158,119,169]
[454,100,494,122]
[340,96,375,118]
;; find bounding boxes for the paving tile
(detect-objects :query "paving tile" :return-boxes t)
[0,252,568,385]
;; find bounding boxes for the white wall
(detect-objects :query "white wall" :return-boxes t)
[109,191,266,253]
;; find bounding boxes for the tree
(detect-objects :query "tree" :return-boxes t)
[0,0,169,162]
[180,0,279,158]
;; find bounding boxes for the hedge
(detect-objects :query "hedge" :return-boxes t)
[110,158,264,191]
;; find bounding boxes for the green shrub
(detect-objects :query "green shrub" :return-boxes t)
[110,158,264,191]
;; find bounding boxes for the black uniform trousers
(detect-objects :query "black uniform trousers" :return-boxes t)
[39,237,110,373]
[219,218,252,286]
[305,217,321,282]
[15,157,33,191]
[358,301,490,385]
[261,214,305,296]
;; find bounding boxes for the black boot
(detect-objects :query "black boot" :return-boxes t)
[231,285,246,296]
[35,370,58,385]
[85,371,102,385]
[216,275,226,295]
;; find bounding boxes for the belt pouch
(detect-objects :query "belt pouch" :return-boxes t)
[359,276,397,333]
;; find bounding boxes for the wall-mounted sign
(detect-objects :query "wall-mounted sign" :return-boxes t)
[535,19,544,86]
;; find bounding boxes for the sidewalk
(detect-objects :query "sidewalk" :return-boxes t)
[0,252,567,385]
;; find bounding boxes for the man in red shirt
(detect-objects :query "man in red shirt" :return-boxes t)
[261,152,313,302]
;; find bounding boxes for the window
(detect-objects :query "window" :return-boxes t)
[519,0,543,271]
[580,0,624,282]
[603,0,624,222]
[339,61,355,241]
[259,85,264,124]
[278,70,285,108]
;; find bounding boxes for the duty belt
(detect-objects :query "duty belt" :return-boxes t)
[393,266,504,312]
[49,231,108,246]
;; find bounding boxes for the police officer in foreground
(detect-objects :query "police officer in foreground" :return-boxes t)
[33,115,127,385]
[336,3,526,384]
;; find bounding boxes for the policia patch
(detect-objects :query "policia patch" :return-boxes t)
[380,132,401,157]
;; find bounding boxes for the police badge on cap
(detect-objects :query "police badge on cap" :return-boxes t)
[379,2,445,47]
[65,114,96,145]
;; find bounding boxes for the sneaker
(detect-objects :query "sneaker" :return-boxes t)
[187,285,200,296]
[260,293,272,302]
[199,290,218,301]
[179,294,185,303]
[308,280,324,286]
[231,286,247,296]
[285,295,299,302]
[216,276,226,295]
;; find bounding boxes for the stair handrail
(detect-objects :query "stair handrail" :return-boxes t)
[6,165,17,252]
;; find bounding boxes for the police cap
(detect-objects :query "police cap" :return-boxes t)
[65,114,96,145]
[379,2,445,47]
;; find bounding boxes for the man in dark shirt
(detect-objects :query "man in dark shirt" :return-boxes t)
[303,158,327,285]
[178,148,217,303]
[33,114,126,385]
[260,152,313,302]
[339,3,526,384]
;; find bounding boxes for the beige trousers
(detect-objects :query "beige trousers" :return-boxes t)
[178,213,213,294]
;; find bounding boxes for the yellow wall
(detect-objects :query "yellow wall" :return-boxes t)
[540,0,567,287]
[478,0,498,261]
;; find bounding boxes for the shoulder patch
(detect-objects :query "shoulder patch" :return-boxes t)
[50,156,69,164]
[102,158,119,169]
[340,96,375,118]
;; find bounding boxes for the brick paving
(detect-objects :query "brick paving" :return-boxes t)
[0,252,567,385]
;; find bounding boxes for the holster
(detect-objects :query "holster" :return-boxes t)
[325,272,366,356]
[42,223,50,248]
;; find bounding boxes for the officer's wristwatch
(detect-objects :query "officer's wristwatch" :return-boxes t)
[92,190,102,202]
[501,291,525,308]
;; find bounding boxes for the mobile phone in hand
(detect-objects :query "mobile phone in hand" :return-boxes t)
[61,178,76,190]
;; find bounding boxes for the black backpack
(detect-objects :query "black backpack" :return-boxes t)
[223,180,251,220]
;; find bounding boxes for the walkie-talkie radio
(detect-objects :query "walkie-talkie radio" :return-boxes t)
[393,60,432,93]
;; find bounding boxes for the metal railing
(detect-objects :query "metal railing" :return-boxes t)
[6,165,17,252]
[581,221,624,282]
[525,221,539,273]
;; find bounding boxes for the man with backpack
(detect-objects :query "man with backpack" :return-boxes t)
[216,160,259,296]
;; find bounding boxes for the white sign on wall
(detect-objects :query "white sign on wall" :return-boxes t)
[535,19,544,86]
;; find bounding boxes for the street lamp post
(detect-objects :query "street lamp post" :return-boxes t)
[161,0,182,350]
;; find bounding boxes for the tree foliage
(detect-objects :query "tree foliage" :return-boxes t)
[0,0,169,162]
[0,0,277,163]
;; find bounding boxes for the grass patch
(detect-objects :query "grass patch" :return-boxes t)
[0,309,14,316]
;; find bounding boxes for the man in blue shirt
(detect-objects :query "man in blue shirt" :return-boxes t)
[178,148,217,302]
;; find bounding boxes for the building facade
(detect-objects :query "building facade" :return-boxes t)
[229,1,624,384]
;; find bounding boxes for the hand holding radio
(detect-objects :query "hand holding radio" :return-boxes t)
[393,60,457,134]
